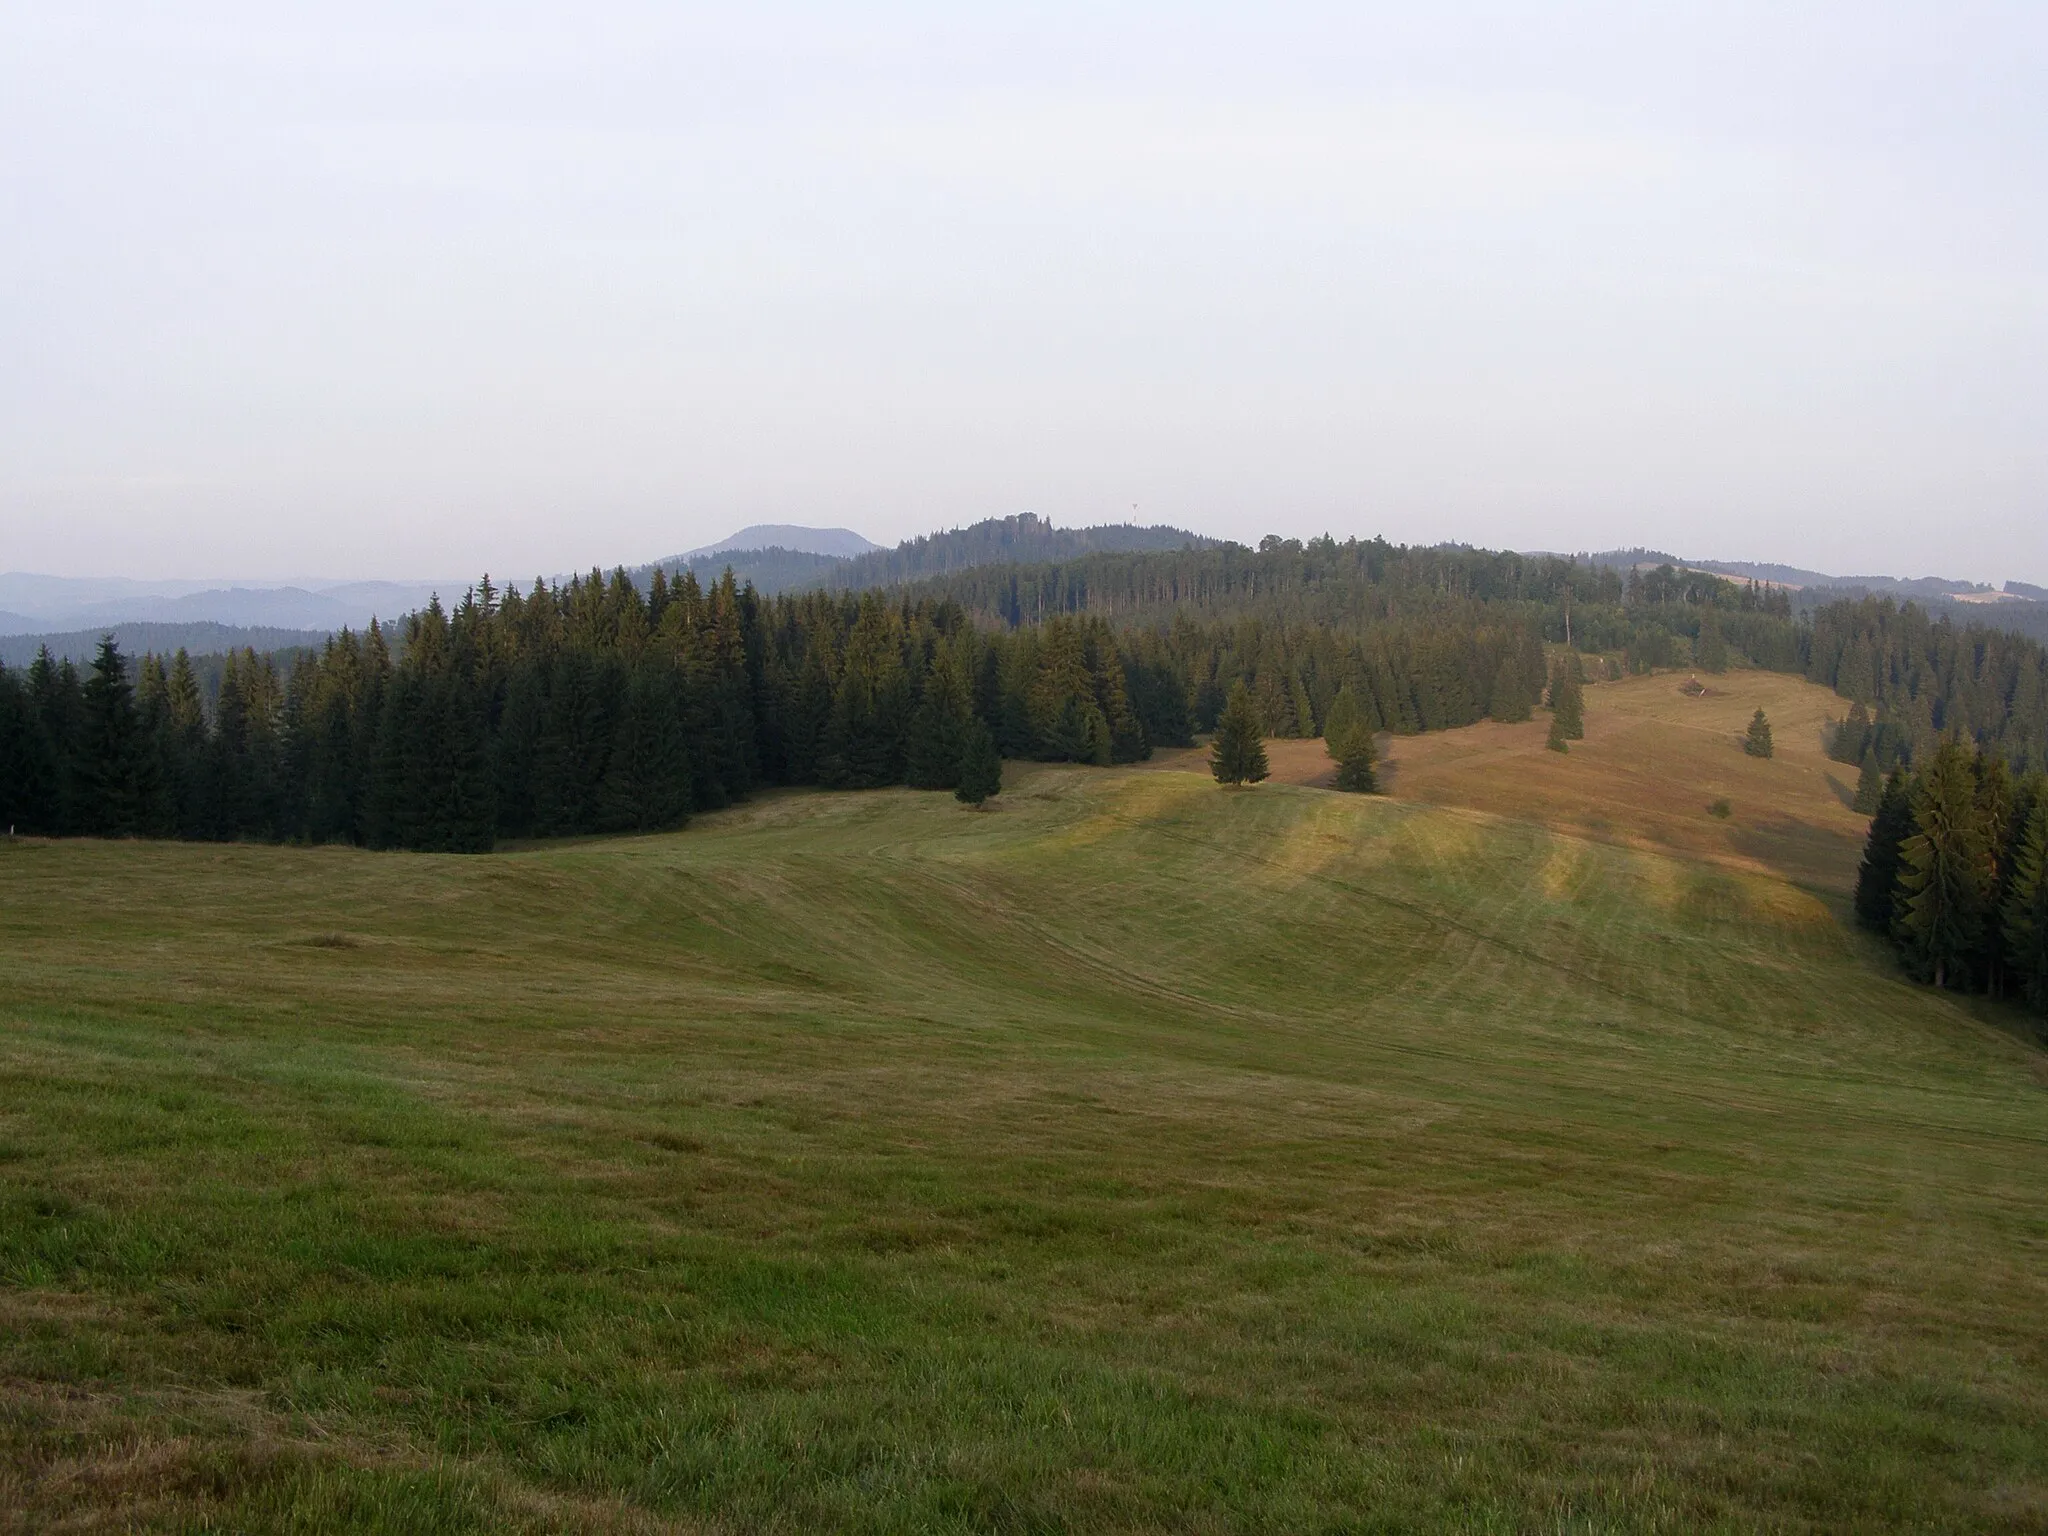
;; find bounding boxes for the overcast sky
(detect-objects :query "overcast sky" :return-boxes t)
[2,2,2043,583]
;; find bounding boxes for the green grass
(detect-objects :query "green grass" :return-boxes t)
[2,764,2045,1532]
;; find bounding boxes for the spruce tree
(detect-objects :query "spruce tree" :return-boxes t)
[1332,731,1379,793]
[1323,683,1367,755]
[1976,754,2016,993]
[1833,701,1872,764]
[1545,713,1569,753]
[1210,682,1269,786]
[1854,766,1913,932]
[1323,682,1379,791]
[0,664,47,834]
[1045,695,1112,765]
[0,661,58,834]
[955,716,1002,807]
[1289,675,1316,739]
[906,649,974,790]
[79,637,147,836]
[1895,738,1989,988]
[1744,708,1774,758]
[1548,661,1584,740]
[1852,754,1883,814]
[599,663,691,832]
[1489,656,1531,723]
[2002,799,2048,1015]
[164,649,207,838]
[29,649,85,834]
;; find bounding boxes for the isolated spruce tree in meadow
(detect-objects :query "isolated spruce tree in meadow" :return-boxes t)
[1744,708,1774,759]
[2003,798,2048,1015]
[1322,684,1366,754]
[1895,738,1989,988]
[955,715,1003,807]
[1211,682,1269,786]
[1332,731,1379,793]
[1545,713,1570,754]
[1547,660,1584,741]
[1323,683,1379,792]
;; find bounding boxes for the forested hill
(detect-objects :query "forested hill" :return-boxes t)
[894,537,2048,768]
[892,534,1801,661]
[628,547,846,599]
[1813,597,2048,767]
[631,514,1211,597]
[822,513,1209,589]
[0,621,327,670]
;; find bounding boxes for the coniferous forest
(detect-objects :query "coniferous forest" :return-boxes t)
[5,538,2048,905]
[1853,742,2048,1017]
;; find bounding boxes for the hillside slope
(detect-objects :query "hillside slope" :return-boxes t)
[1154,669,1872,896]
[2,758,2044,1529]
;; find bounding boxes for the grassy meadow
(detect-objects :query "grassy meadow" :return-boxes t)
[3,672,2045,1532]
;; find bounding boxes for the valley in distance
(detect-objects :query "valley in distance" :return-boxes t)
[2,521,2045,1532]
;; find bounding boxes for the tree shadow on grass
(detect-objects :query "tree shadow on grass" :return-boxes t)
[1727,812,1863,903]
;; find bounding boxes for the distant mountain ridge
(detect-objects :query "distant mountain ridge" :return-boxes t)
[14,528,2042,662]
[825,514,1210,590]
[677,525,881,561]
[638,514,1212,597]
[0,574,459,637]
[1562,549,2023,600]
[0,621,329,670]
[1515,548,2048,647]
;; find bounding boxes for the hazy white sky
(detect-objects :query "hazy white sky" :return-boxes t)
[2,2,2043,582]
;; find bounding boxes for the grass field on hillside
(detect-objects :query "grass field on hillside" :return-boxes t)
[3,686,2046,1531]
[1153,670,1873,897]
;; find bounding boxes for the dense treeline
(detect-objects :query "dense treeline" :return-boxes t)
[903,539,2048,775]
[892,537,1803,674]
[10,531,2048,854]
[1813,597,2048,772]
[1853,739,2048,1022]
[0,560,1560,848]
[0,621,322,671]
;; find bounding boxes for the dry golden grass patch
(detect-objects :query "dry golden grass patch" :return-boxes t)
[1373,670,1871,894]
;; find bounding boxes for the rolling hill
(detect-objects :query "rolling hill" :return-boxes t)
[639,513,1213,597]
[677,525,882,560]
[0,621,330,670]
[3,672,2043,1531]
